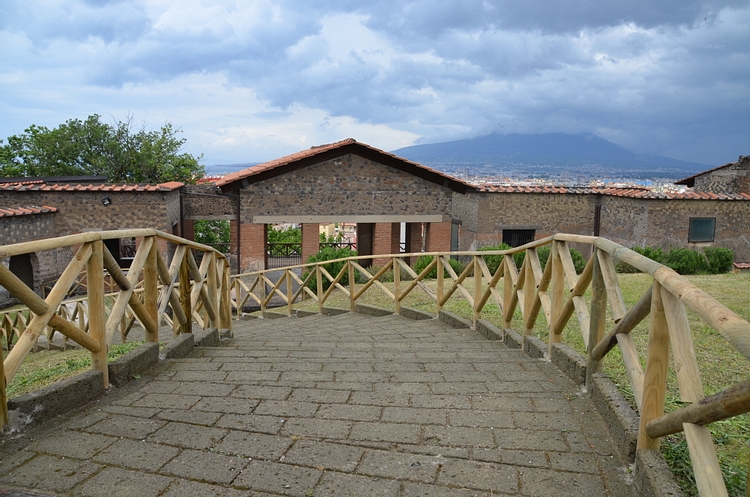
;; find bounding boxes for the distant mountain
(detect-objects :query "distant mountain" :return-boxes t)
[392,133,709,180]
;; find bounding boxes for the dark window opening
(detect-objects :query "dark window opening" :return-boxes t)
[450,223,460,252]
[503,229,536,248]
[9,253,34,290]
[688,218,715,243]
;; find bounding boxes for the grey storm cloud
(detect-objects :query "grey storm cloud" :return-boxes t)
[0,0,748,165]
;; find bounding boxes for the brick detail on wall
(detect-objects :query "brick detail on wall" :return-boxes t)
[240,223,266,272]
[426,221,452,253]
[301,223,320,264]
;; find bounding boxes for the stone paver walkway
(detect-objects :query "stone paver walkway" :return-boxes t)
[0,312,636,496]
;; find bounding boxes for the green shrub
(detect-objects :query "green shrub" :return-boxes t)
[477,243,511,274]
[513,246,585,274]
[703,247,734,274]
[413,255,464,279]
[664,248,710,275]
[303,247,357,290]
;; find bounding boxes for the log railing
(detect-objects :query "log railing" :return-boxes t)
[229,234,749,497]
[0,229,232,430]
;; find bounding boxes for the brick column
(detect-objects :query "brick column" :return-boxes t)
[301,223,320,264]
[405,222,423,265]
[239,222,266,272]
[426,221,452,253]
[373,222,400,267]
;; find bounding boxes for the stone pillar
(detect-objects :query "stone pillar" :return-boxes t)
[426,221,452,253]
[301,223,320,264]
[239,223,266,272]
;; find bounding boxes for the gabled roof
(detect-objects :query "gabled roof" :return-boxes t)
[0,182,183,192]
[675,162,736,188]
[0,205,58,218]
[217,138,475,193]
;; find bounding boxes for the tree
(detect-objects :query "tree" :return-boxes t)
[0,114,204,183]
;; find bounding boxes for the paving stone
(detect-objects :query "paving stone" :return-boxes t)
[400,482,493,497]
[287,387,351,403]
[253,400,320,417]
[161,479,253,497]
[280,417,352,439]
[213,431,293,460]
[411,394,471,409]
[437,459,519,494]
[26,431,117,459]
[283,440,364,472]
[448,410,514,429]
[85,414,167,439]
[0,450,35,476]
[75,467,172,497]
[357,450,441,483]
[219,361,273,371]
[224,371,281,383]
[0,455,100,493]
[171,382,237,397]
[278,371,334,382]
[518,466,607,496]
[231,385,292,400]
[215,413,286,434]
[316,404,383,421]
[423,426,496,448]
[102,405,162,418]
[349,392,411,407]
[350,422,421,444]
[494,428,568,452]
[382,407,447,425]
[137,380,181,393]
[132,393,201,410]
[374,382,432,394]
[315,472,400,496]
[234,460,322,495]
[193,396,260,414]
[161,449,247,485]
[92,438,180,470]
[155,408,223,426]
[430,382,489,395]
[473,448,550,469]
[170,370,229,382]
[147,422,228,449]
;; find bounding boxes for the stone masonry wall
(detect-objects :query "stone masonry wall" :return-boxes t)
[600,196,750,260]
[239,154,453,220]
[692,156,750,194]
[0,190,180,236]
[183,184,237,220]
[464,192,597,251]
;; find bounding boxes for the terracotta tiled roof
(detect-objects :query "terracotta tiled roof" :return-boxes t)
[0,205,58,218]
[217,138,475,193]
[0,182,183,192]
[477,184,750,200]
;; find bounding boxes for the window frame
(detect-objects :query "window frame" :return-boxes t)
[688,217,716,243]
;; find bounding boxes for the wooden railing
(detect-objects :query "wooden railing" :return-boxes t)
[229,234,749,497]
[0,229,232,430]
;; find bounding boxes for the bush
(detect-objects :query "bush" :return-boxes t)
[703,247,734,274]
[664,248,710,275]
[514,245,585,274]
[477,243,511,274]
[414,255,464,279]
[303,247,357,290]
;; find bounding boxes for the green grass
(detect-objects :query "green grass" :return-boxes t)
[286,270,749,495]
[6,341,146,398]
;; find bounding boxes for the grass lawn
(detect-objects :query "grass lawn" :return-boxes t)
[285,270,749,496]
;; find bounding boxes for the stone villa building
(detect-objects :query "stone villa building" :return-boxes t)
[1,139,748,305]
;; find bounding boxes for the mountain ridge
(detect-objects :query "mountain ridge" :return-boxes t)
[391,133,709,179]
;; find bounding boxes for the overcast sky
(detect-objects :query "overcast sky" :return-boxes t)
[1,0,749,167]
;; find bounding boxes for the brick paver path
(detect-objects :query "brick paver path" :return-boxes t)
[0,312,636,496]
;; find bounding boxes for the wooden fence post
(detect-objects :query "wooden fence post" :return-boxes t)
[179,248,192,334]
[144,237,158,342]
[1,346,7,431]
[394,257,402,315]
[87,240,109,388]
[317,266,324,315]
[587,249,607,388]
[637,281,670,450]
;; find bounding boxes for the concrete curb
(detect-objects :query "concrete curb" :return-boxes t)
[108,342,159,387]
[5,327,225,432]
[398,307,435,321]
[8,370,104,429]
[354,303,393,317]
[635,449,684,496]
[475,319,502,340]
[437,310,472,329]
